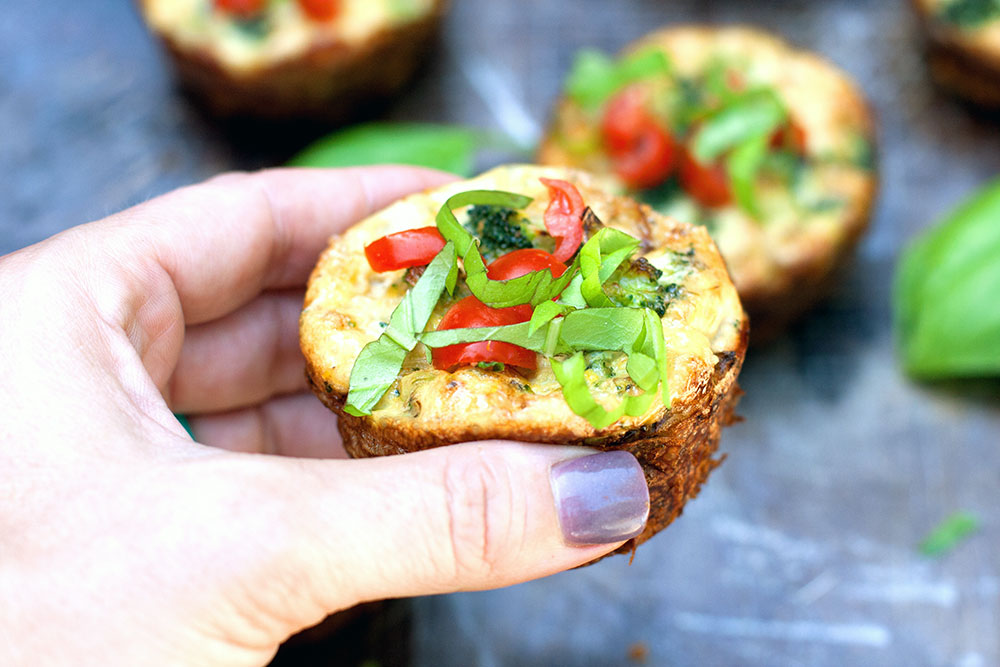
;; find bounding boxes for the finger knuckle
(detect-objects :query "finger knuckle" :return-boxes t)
[439,449,517,583]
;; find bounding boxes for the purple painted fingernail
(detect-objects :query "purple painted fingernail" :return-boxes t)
[550,451,650,545]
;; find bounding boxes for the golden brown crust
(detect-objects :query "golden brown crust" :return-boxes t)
[911,1,1000,108]
[139,0,448,120]
[537,25,879,343]
[299,164,748,556]
[308,323,747,556]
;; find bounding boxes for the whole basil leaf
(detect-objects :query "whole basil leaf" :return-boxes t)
[894,179,1000,378]
[288,123,489,176]
[692,89,787,163]
[345,242,456,416]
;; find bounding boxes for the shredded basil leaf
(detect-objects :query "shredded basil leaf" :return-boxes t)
[347,187,674,429]
[566,47,672,110]
[919,512,980,557]
[692,89,787,163]
[550,309,668,429]
[579,228,642,307]
[436,190,581,307]
[419,305,672,424]
[727,133,770,220]
[344,242,456,416]
[551,352,658,430]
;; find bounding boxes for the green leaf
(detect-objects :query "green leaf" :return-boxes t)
[894,179,1000,378]
[578,228,641,307]
[727,133,770,220]
[420,320,556,353]
[288,123,490,176]
[435,190,581,307]
[344,242,456,415]
[919,512,980,557]
[566,47,672,110]
[551,352,658,430]
[529,300,572,335]
[939,0,1000,27]
[419,307,641,355]
[691,90,787,163]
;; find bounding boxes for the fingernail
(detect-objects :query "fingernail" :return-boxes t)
[550,451,650,545]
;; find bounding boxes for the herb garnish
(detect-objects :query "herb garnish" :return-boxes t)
[919,512,980,557]
[939,0,1000,27]
[894,179,1000,378]
[344,188,675,428]
[566,48,672,110]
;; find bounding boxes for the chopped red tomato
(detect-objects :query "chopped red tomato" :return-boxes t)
[364,227,445,272]
[539,177,585,262]
[214,0,265,17]
[487,248,567,281]
[769,119,808,154]
[601,86,676,190]
[678,148,732,208]
[432,296,536,371]
[297,0,341,21]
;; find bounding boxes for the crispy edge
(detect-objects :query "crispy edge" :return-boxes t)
[305,318,748,560]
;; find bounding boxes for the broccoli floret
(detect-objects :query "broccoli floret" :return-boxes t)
[464,205,535,262]
[603,256,680,317]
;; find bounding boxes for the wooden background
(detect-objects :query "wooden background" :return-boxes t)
[3,1,999,665]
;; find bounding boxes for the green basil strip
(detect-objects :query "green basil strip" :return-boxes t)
[558,307,648,352]
[435,189,579,306]
[648,308,671,405]
[919,512,980,557]
[419,306,669,429]
[551,352,659,430]
[692,89,787,163]
[420,321,560,354]
[579,228,641,307]
[557,273,587,308]
[435,190,532,257]
[727,133,770,220]
[551,308,668,429]
[529,300,572,335]
[566,47,673,110]
[344,242,456,416]
[420,307,646,355]
[465,245,579,307]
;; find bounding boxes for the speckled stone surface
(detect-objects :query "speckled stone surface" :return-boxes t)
[4,1,1000,665]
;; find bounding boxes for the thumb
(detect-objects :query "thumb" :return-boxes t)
[201,442,649,645]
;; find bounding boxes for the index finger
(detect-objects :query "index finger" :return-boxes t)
[110,166,455,325]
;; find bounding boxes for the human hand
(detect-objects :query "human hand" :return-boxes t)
[0,167,650,665]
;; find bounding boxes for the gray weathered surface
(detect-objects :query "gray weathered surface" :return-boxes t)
[3,1,999,665]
